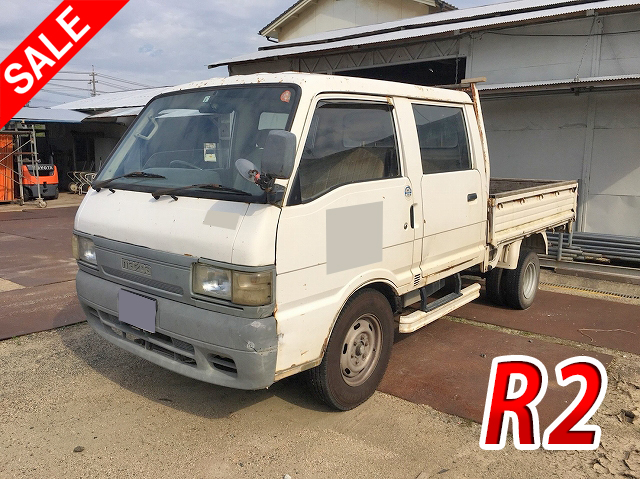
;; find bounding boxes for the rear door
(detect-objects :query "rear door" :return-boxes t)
[411,102,486,279]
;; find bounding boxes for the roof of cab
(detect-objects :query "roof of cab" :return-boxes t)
[168,72,472,105]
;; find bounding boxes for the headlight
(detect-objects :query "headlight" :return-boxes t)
[192,263,272,306]
[232,271,272,306]
[193,264,232,300]
[72,234,96,265]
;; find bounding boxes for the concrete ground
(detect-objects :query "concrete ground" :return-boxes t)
[1,203,639,478]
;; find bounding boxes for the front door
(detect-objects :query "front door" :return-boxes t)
[273,96,417,372]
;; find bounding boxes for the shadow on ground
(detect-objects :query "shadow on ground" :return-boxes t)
[57,321,333,419]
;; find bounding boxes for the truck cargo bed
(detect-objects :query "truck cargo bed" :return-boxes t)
[488,178,578,247]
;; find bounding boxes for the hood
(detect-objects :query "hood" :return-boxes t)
[75,189,280,266]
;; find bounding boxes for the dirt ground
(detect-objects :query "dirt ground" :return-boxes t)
[1,319,638,479]
[1,200,639,478]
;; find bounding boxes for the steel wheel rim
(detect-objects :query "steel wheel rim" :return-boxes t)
[523,261,537,299]
[340,313,383,387]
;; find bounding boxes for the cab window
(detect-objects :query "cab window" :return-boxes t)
[412,104,471,174]
[289,102,399,204]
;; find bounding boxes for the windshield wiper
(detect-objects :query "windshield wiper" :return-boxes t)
[93,171,167,191]
[151,183,252,200]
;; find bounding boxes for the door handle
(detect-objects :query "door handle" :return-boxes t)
[410,204,415,229]
[467,193,477,202]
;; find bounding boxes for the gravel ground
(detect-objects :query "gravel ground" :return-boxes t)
[1,322,639,479]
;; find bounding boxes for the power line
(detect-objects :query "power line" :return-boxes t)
[97,80,148,91]
[54,68,159,95]
[96,73,156,88]
[48,81,92,92]
[40,89,87,99]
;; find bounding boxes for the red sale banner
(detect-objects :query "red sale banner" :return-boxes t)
[0,0,129,127]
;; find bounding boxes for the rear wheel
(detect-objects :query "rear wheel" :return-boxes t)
[307,289,394,410]
[485,267,505,306]
[503,249,540,310]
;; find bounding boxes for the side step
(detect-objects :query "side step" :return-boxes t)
[398,283,481,334]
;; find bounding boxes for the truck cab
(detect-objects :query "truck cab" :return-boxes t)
[74,73,576,410]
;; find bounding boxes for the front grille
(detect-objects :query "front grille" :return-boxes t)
[86,305,240,378]
[99,311,197,367]
[103,266,184,295]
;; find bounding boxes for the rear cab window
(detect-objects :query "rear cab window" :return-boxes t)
[411,104,471,174]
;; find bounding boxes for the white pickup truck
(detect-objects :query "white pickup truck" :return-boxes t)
[73,73,577,410]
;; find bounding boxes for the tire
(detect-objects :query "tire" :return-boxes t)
[307,289,394,410]
[502,249,540,310]
[485,267,505,306]
[22,187,32,201]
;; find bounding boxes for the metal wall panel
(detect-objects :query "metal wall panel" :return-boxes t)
[483,90,640,237]
[599,12,640,77]
[590,129,640,197]
[583,89,640,235]
[585,194,640,236]
[469,17,597,84]
[482,95,587,181]
[594,90,640,129]
[484,129,587,180]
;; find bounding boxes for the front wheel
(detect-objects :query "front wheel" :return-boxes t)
[307,289,394,410]
[502,249,540,310]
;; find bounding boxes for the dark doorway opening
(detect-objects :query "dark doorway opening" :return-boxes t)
[335,58,466,87]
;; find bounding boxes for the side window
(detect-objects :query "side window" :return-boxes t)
[291,102,400,204]
[412,104,471,174]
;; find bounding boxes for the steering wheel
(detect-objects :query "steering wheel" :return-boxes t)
[169,160,202,170]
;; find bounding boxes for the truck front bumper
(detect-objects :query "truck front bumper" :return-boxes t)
[76,270,278,390]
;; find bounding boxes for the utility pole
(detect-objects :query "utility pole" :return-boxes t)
[89,65,97,97]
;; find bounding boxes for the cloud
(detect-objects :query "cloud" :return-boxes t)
[138,43,163,57]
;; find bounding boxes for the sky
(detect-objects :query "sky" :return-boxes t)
[0,0,502,108]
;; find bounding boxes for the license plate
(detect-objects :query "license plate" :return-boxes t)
[118,290,156,333]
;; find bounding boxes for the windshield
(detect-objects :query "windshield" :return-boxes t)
[95,84,299,201]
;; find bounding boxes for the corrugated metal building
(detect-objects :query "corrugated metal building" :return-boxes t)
[211,0,640,244]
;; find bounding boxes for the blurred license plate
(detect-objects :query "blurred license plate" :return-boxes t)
[118,290,156,333]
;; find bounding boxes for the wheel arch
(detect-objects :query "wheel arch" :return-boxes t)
[522,231,548,255]
[320,279,399,360]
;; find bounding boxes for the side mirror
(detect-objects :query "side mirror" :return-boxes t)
[262,130,296,179]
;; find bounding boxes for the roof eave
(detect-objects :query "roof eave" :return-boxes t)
[259,0,447,38]
[259,0,313,38]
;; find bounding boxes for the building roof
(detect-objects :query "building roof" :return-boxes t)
[52,87,174,112]
[259,0,451,39]
[11,106,88,123]
[85,107,145,119]
[211,0,640,69]
[478,74,640,93]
